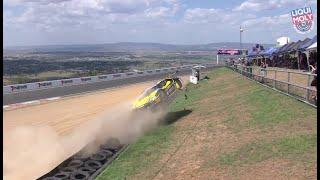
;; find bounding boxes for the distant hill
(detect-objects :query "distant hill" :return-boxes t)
[4,42,275,54]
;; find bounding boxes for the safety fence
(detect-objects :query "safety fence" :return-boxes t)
[227,63,317,107]
[4,63,220,94]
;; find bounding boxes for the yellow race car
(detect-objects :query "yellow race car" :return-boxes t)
[133,77,183,111]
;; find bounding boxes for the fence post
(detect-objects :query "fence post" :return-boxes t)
[306,74,311,102]
[261,68,264,83]
[274,70,277,89]
[287,72,290,94]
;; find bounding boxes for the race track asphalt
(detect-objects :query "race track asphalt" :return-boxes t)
[3,66,222,105]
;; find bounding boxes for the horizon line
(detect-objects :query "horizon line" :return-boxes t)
[4,41,277,49]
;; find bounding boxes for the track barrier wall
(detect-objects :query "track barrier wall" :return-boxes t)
[3,63,220,94]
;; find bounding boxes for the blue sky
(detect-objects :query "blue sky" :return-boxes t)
[3,0,317,47]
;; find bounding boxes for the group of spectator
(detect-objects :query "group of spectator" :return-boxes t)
[227,50,317,103]
[250,50,317,71]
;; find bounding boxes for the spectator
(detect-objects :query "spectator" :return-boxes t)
[260,62,267,77]
[245,59,250,66]
[310,62,317,102]
[310,63,317,88]
[309,52,316,68]
[246,59,253,77]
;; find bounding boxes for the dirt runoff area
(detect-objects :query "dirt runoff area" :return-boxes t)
[97,68,317,180]
[3,76,188,180]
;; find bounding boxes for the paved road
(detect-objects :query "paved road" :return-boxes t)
[3,66,222,105]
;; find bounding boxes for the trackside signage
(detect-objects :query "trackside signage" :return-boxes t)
[81,77,91,82]
[98,75,108,79]
[38,82,52,87]
[291,7,314,34]
[10,84,28,91]
[217,49,241,55]
[61,79,73,85]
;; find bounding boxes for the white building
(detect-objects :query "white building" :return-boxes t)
[276,37,290,46]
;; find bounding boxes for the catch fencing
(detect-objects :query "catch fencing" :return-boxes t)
[227,63,317,107]
[3,63,220,94]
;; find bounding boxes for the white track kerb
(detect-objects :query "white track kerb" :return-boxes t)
[3,97,61,110]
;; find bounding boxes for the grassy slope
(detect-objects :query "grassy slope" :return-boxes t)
[97,67,317,180]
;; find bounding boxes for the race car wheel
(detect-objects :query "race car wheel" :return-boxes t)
[159,90,167,102]
[174,78,183,89]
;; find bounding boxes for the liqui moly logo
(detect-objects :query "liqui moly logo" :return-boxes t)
[291,7,314,34]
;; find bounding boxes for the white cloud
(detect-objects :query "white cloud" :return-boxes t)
[234,0,317,11]
[145,7,171,17]
[183,8,256,26]
[241,12,317,42]
[243,10,317,29]
[3,0,317,46]
[4,0,181,32]
[242,14,290,27]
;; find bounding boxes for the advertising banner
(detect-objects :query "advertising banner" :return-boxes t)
[217,49,247,55]
[11,84,28,91]
[291,7,314,34]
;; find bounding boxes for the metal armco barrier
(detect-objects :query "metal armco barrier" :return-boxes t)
[227,63,317,107]
[3,63,219,94]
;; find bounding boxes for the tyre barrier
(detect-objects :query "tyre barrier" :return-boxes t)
[100,149,113,158]
[70,171,90,180]
[67,160,84,168]
[38,138,124,180]
[100,138,121,152]
[78,167,95,174]
[84,160,102,170]
[100,144,118,152]
[72,154,89,161]
[89,152,107,162]
[59,166,77,175]
[42,177,60,180]
[53,172,70,179]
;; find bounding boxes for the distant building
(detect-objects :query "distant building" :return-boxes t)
[276,37,290,47]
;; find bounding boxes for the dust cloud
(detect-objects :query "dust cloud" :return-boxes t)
[3,101,167,180]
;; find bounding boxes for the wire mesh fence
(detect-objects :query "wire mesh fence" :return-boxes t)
[226,63,317,107]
